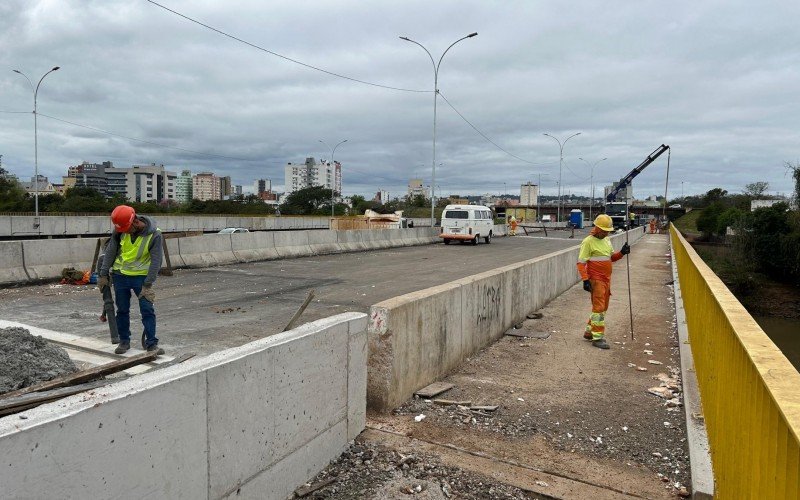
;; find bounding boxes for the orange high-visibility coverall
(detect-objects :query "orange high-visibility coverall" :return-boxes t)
[576,227,624,340]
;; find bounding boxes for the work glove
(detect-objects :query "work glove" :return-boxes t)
[583,280,592,292]
[621,242,631,255]
[140,285,155,303]
[98,275,109,291]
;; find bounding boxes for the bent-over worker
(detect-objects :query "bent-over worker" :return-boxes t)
[576,214,630,349]
[99,205,164,355]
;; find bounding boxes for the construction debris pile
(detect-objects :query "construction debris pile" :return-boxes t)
[296,441,531,499]
[0,327,77,394]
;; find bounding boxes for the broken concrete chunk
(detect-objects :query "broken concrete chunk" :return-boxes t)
[471,405,499,412]
[647,387,674,399]
[647,360,664,365]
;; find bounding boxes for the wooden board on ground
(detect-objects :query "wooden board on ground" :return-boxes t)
[433,399,472,406]
[0,351,158,400]
[414,382,453,399]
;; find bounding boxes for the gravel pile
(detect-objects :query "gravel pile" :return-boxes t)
[0,327,77,395]
[297,441,534,499]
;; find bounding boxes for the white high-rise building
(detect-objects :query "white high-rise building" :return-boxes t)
[520,182,539,206]
[284,157,341,195]
[176,170,193,203]
[105,163,177,203]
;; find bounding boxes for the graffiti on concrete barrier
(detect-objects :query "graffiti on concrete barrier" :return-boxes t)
[476,284,501,325]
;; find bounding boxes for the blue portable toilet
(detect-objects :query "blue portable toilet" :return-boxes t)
[569,209,584,229]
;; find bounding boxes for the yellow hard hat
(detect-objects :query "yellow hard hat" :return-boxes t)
[594,214,614,232]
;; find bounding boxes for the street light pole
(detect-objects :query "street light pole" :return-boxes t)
[543,132,581,223]
[319,139,347,218]
[400,32,478,227]
[13,66,60,227]
[579,157,607,222]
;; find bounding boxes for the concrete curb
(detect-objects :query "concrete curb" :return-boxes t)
[670,243,715,499]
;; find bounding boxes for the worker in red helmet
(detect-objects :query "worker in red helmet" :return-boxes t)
[98,205,164,355]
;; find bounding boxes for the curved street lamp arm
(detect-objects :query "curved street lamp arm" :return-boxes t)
[35,67,60,100]
[436,32,478,75]
[543,133,562,151]
[12,70,34,91]
[399,37,436,75]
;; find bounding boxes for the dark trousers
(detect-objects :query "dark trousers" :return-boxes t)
[112,272,158,347]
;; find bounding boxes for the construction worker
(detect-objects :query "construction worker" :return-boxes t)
[98,205,164,355]
[649,217,657,234]
[508,216,518,236]
[576,214,630,349]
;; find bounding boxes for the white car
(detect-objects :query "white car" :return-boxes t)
[218,227,250,234]
[439,204,494,245]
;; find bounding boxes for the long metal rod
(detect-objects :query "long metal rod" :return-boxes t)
[625,190,634,341]
[662,148,671,222]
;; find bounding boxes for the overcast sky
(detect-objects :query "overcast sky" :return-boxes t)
[2,0,799,200]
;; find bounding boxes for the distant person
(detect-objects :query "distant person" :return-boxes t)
[649,218,657,234]
[98,205,164,355]
[508,216,518,236]
[576,214,630,349]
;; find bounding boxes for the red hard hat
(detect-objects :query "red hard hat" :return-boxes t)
[111,205,136,232]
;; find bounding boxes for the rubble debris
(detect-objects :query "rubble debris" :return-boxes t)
[414,414,426,422]
[415,382,453,399]
[647,387,674,399]
[647,360,664,365]
[526,312,544,319]
[295,478,336,497]
[0,327,77,395]
[471,405,498,412]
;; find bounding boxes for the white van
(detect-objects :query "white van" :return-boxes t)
[439,204,494,245]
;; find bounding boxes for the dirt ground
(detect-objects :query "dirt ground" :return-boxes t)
[304,233,691,499]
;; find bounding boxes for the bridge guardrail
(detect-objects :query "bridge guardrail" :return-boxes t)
[670,224,800,498]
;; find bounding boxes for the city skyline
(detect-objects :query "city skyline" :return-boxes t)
[2,1,799,201]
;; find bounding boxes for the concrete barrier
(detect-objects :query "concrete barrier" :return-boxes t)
[307,230,341,255]
[21,238,98,280]
[273,231,311,258]
[0,312,367,500]
[1,228,441,285]
[367,229,643,411]
[231,231,279,262]
[177,233,236,267]
[0,241,30,284]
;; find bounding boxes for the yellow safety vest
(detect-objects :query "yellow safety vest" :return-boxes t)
[112,232,155,276]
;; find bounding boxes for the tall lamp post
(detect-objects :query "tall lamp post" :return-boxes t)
[543,132,581,222]
[400,32,478,227]
[13,66,60,227]
[319,139,347,218]
[578,157,607,221]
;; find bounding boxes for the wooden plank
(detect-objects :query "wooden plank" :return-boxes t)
[433,399,472,406]
[471,405,499,412]
[0,380,112,414]
[282,289,315,332]
[0,351,158,400]
[414,382,453,399]
[158,237,173,276]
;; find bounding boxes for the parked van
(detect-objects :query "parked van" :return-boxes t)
[440,204,494,245]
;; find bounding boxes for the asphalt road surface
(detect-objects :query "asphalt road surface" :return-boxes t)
[0,232,587,356]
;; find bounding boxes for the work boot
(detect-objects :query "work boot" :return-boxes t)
[114,342,130,354]
[592,339,610,350]
[583,331,593,340]
[146,344,165,355]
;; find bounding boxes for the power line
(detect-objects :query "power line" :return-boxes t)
[37,113,256,162]
[437,92,554,168]
[144,0,430,94]
[0,110,31,114]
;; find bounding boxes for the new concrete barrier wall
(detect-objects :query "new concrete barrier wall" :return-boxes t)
[367,229,643,411]
[0,215,330,237]
[0,312,368,500]
[0,228,441,285]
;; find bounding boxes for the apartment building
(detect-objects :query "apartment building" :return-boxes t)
[284,157,341,195]
[193,172,221,201]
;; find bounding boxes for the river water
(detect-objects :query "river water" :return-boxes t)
[754,316,800,371]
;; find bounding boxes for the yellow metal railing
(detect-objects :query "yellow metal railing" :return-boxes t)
[671,225,800,498]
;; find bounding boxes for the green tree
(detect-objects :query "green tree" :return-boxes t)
[279,186,335,215]
[744,181,769,199]
[696,201,725,238]
[0,176,30,211]
[716,208,743,236]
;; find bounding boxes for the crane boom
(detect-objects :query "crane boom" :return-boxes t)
[606,144,670,202]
